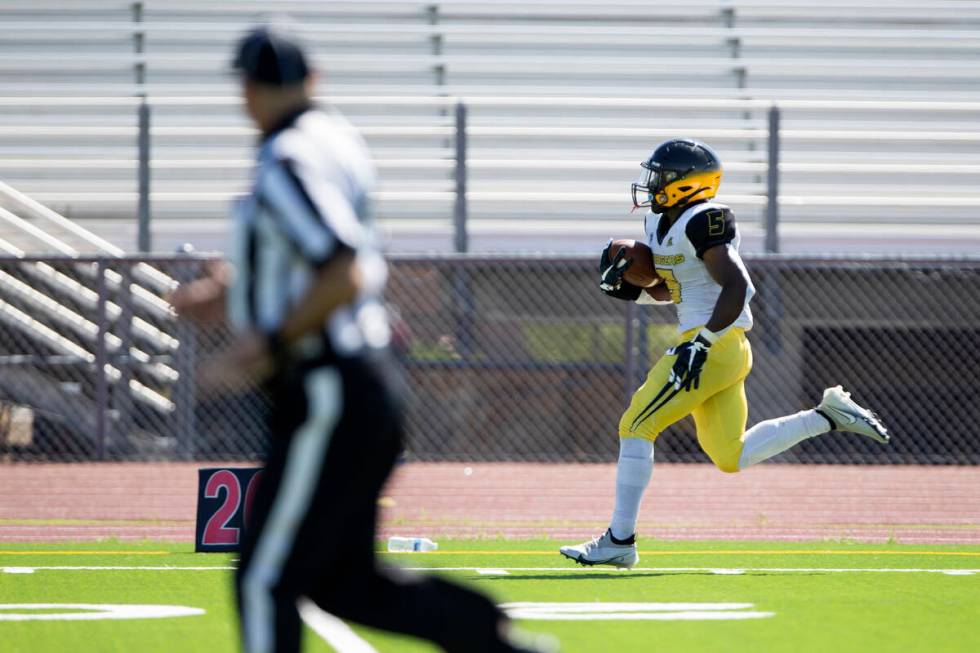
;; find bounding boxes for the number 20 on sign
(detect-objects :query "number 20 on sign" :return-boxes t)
[195,467,264,552]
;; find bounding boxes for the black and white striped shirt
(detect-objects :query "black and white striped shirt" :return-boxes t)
[228,106,390,361]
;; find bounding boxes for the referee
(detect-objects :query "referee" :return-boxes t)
[173,26,555,653]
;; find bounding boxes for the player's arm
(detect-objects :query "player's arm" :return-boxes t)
[702,245,749,334]
[597,239,642,301]
[667,207,745,391]
[598,239,668,302]
[639,280,671,304]
[686,207,746,336]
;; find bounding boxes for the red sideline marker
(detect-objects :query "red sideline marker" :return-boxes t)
[195,467,264,553]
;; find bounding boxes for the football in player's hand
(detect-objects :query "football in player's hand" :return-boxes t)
[610,239,658,287]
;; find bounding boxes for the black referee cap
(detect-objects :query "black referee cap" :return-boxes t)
[232,26,310,86]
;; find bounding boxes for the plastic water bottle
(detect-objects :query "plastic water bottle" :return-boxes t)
[387,537,438,552]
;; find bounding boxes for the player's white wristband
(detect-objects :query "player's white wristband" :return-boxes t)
[696,328,720,345]
[635,291,671,306]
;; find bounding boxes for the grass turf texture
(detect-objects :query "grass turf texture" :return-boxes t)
[1,539,978,652]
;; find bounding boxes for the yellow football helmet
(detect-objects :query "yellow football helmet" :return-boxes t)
[631,139,723,212]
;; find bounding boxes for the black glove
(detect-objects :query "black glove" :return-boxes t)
[667,332,714,392]
[598,240,641,300]
[598,240,631,290]
[602,281,642,301]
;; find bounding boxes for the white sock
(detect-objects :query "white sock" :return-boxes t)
[737,409,831,470]
[609,437,655,541]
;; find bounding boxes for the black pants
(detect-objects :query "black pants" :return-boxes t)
[236,355,511,653]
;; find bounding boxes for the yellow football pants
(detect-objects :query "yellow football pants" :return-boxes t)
[618,327,753,473]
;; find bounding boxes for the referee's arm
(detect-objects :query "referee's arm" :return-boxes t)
[197,255,358,393]
[171,260,232,323]
[260,157,365,347]
[276,248,360,347]
[197,158,365,392]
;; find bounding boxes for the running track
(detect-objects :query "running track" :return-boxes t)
[0,463,977,544]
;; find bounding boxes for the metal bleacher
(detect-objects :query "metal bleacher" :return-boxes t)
[0,175,181,456]
[1,1,979,255]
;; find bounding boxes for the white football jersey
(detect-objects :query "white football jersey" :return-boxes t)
[641,201,754,334]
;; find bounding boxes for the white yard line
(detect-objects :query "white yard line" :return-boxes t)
[298,599,379,653]
[500,602,776,621]
[3,565,976,575]
[0,566,379,651]
[404,567,979,575]
[2,566,234,572]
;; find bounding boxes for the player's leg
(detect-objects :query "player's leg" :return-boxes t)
[557,433,653,568]
[692,380,749,473]
[560,327,749,566]
[558,353,684,567]
[609,435,655,544]
[615,326,752,507]
[683,332,888,471]
[738,385,889,468]
[607,352,681,547]
[619,327,753,441]
[737,407,830,470]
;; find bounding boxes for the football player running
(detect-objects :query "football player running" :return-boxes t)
[560,139,889,568]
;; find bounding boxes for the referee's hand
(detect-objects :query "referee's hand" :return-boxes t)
[169,261,230,324]
[198,331,274,395]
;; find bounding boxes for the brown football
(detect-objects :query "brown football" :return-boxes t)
[609,238,658,288]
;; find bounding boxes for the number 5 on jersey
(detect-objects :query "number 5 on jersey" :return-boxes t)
[705,209,727,237]
[656,268,682,303]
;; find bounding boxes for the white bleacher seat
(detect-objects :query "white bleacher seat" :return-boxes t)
[0,1,979,254]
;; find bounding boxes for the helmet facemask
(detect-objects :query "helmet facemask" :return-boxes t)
[631,161,683,212]
[630,161,663,210]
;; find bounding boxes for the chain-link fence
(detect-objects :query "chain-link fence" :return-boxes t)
[0,256,268,462]
[1,254,978,464]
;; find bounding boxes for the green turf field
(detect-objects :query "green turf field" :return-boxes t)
[1,539,978,652]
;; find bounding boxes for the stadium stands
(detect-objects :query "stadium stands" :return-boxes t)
[1,0,979,254]
[0,178,180,454]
